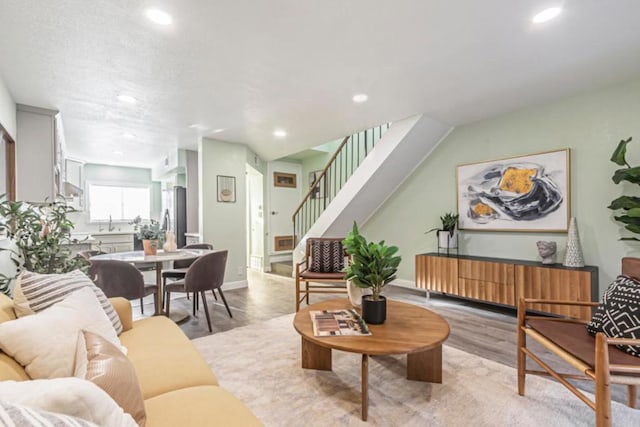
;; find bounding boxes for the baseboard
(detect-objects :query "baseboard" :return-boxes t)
[389,279,416,289]
[223,280,248,290]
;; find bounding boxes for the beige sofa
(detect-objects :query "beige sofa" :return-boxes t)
[0,294,262,426]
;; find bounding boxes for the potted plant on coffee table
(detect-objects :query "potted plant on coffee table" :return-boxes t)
[426,212,459,249]
[137,220,163,256]
[342,222,401,324]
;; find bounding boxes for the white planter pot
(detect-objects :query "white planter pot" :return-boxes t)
[437,230,458,249]
[347,280,369,308]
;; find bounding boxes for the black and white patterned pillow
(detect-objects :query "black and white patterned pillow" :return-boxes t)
[309,240,344,273]
[13,270,123,335]
[587,274,640,357]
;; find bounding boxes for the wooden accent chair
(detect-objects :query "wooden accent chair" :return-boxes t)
[295,237,348,312]
[517,257,640,427]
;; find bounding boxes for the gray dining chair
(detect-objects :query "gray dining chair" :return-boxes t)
[164,250,230,332]
[88,259,158,315]
[162,243,214,315]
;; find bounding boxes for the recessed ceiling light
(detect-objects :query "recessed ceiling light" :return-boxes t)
[145,8,173,26]
[116,94,137,104]
[113,150,124,156]
[532,7,562,24]
[273,129,287,138]
[121,133,135,139]
[189,124,209,131]
[211,128,225,134]
[352,94,369,103]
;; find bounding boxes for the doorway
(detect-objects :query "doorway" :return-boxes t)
[246,165,264,271]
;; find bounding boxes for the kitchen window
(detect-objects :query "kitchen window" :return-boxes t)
[88,183,151,222]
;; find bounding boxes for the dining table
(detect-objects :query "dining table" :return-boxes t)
[90,248,213,319]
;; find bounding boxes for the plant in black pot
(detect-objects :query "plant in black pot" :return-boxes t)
[342,222,401,324]
[425,212,459,249]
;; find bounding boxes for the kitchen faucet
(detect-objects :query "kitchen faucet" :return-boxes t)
[108,215,115,232]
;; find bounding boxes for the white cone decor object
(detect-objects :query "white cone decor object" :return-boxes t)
[563,217,585,268]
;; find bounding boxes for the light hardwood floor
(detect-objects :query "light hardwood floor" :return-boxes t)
[138,269,633,407]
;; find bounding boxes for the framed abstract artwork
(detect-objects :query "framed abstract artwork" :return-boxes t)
[217,175,236,203]
[456,148,570,232]
[308,170,325,199]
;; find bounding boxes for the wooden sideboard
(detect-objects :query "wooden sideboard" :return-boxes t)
[415,253,598,320]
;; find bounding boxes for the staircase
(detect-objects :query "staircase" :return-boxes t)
[292,114,453,248]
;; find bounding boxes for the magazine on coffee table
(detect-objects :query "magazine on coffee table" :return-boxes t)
[310,309,371,337]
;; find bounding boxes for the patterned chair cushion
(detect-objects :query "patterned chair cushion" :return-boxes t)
[587,274,640,357]
[309,240,344,273]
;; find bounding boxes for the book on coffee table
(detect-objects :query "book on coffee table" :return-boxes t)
[310,309,371,337]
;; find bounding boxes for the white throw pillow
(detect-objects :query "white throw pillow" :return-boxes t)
[0,287,122,379]
[0,378,137,427]
[0,400,99,427]
[13,269,123,335]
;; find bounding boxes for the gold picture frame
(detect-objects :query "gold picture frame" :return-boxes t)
[274,172,297,188]
[456,148,570,232]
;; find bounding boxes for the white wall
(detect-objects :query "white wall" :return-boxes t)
[364,76,640,295]
[0,75,16,140]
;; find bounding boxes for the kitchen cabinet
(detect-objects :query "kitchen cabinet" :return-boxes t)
[64,158,84,209]
[16,105,65,202]
[415,253,598,320]
[91,233,134,254]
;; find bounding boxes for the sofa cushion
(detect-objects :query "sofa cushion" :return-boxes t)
[587,274,640,356]
[0,377,137,426]
[13,269,123,335]
[0,287,122,379]
[119,316,217,399]
[144,386,262,427]
[76,330,146,426]
[0,400,99,427]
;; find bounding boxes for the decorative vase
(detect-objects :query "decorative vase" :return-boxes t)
[437,230,458,249]
[563,217,585,268]
[347,280,368,308]
[361,295,386,324]
[163,231,177,252]
[536,241,557,264]
[143,239,158,256]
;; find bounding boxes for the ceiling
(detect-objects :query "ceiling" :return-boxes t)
[1,1,640,168]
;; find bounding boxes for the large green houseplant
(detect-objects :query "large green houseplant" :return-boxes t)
[0,197,87,295]
[608,137,640,240]
[342,222,401,324]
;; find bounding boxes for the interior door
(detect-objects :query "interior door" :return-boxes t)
[267,161,301,255]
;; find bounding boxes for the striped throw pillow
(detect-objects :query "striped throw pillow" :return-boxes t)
[0,400,99,427]
[13,270,123,335]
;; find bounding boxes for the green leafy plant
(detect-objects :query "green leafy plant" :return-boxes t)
[136,220,162,240]
[425,212,459,237]
[342,222,402,301]
[608,137,640,240]
[0,196,87,295]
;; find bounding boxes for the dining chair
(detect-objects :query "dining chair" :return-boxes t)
[517,257,640,426]
[88,259,158,315]
[162,243,214,315]
[295,237,348,311]
[164,250,229,332]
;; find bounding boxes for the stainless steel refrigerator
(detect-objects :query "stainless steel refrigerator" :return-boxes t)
[161,186,187,248]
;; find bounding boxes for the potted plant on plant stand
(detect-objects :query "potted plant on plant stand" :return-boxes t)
[426,212,459,250]
[343,222,401,324]
[137,220,163,256]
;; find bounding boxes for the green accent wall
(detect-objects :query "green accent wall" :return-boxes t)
[363,77,640,295]
[199,138,249,283]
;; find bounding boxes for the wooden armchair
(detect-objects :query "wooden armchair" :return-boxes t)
[517,257,640,427]
[295,237,349,311]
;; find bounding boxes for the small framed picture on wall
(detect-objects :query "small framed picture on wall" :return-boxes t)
[217,175,236,203]
[274,172,297,188]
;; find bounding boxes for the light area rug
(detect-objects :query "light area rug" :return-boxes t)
[192,314,640,426]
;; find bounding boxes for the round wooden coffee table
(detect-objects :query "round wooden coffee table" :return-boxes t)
[293,298,450,421]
